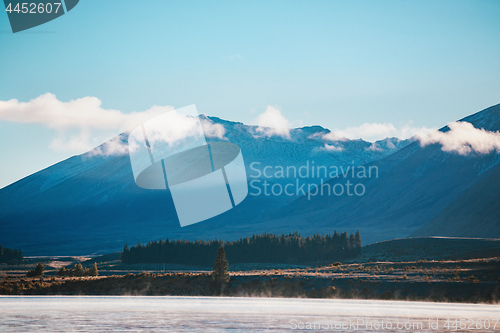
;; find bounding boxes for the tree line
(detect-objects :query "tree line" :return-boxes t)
[121,231,361,266]
[0,245,23,263]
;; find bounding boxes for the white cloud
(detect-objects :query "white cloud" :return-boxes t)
[201,118,226,139]
[322,144,343,152]
[141,111,206,149]
[320,131,344,141]
[255,106,291,138]
[335,123,397,140]
[419,121,500,155]
[88,135,130,157]
[94,117,222,158]
[0,93,225,155]
[319,122,436,142]
[0,93,171,131]
[399,122,436,139]
[129,112,226,154]
[365,143,384,151]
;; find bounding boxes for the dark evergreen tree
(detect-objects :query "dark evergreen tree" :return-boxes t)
[349,232,355,256]
[121,244,130,264]
[332,231,340,255]
[0,245,23,263]
[35,262,44,276]
[57,267,66,277]
[89,262,98,276]
[340,232,350,254]
[26,263,44,277]
[74,263,84,276]
[212,247,230,294]
[354,230,362,255]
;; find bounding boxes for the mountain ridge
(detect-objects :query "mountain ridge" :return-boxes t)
[262,103,500,244]
[0,116,411,255]
[2,103,498,255]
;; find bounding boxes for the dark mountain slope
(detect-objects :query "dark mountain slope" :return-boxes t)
[412,162,500,238]
[0,117,409,255]
[264,104,500,244]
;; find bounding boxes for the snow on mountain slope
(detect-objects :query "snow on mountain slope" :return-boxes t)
[205,116,411,176]
[0,116,409,255]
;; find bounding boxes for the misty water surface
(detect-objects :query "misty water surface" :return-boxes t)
[0,296,498,332]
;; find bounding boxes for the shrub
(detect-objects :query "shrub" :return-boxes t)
[26,263,44,277]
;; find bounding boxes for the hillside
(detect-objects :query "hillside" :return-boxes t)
[0,117,408,255]
[361,237,500,262]
[412,165,500,238]
[2,103,499,256]
[264,104,500,244]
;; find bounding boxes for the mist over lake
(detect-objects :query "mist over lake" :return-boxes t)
[1,296,498,332]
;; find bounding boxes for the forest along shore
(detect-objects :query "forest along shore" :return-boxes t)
[1,237,499,302]
[1,257,499,303]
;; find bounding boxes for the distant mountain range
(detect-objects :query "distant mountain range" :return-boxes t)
[264,103,500,244]
[0,117,410,255]
[0,104,499,255]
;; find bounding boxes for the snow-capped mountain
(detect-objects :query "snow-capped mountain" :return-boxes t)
[0,117,411,255]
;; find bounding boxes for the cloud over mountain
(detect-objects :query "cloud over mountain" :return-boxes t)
[332,122,435,142]
[255,106,292,138]
[0,93,172,131]
[419,121,500,155]
[0,93,225,155]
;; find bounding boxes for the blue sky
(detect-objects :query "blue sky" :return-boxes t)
[1,0,500,188]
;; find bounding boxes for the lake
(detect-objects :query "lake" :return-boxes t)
[0,296,498,332]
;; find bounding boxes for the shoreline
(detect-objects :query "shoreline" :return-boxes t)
[1,270,499,304]
[1,293,500,304]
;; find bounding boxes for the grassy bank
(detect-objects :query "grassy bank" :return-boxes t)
[1,257,499,303]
